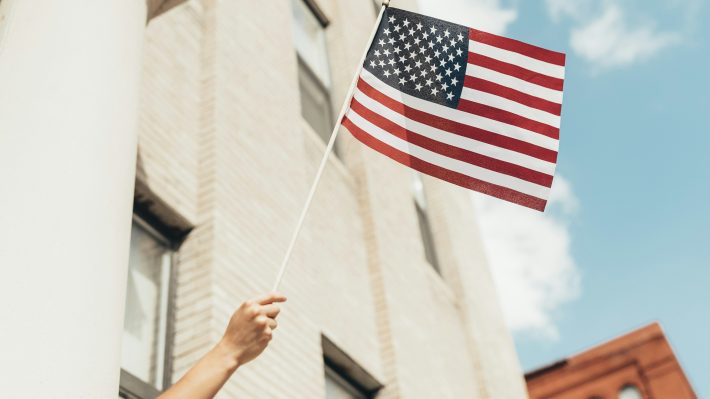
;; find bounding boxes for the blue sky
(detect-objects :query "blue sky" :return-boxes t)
[416,0,710,396]
[510,1,710,396]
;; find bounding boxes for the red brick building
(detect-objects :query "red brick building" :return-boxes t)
[525,323,696,399]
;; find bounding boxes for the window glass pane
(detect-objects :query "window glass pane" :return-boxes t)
[291,0,330,86]
[299,59,333,142]
[415,203,440,272]
[121,222,171,390]
[325,376,356,399]
[619,385,642,399]
[325,368,368,399]
[411,172,427,209]
[411,173,440,272]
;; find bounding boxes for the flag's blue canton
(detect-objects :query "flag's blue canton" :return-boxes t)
[364,8,469,108]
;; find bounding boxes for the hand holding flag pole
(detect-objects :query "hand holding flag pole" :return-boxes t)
[271,1,390,291]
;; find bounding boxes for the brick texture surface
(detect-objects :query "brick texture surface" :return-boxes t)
[526,323,697,399]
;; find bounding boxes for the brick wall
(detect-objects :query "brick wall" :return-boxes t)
[136,0,528,397]
[526,323,697,399]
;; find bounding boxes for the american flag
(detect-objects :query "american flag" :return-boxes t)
[342,7,566,211]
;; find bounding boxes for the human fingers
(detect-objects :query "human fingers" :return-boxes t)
[260,304,281,318]
[255,292,287,305]
[261,326,273,343]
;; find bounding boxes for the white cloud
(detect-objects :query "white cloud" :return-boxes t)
[570,3,680,70]
[474,175,581,339]
[545,0,682,71]
[548,173,579,214]
[545,0,589,21]
[417,0,517,35]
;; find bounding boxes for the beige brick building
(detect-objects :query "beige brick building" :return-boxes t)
[0,0,526,398]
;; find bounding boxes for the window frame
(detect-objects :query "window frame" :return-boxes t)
[414,200,441,273]
[292,0,331,86]
[292,0,338,148]
[321,335,383,398]
[324,363,369,399]
[297,53,335,144]
[301,0,330,27]
[411,173,441,273]
[119,368,160,399]
[119,214,180,399]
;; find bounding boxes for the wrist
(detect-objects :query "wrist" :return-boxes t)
[212,339,241,374]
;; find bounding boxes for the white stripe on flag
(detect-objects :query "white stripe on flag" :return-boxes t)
[465,65,564,104]
[460,87,561,128]
[361,69,560,151]
[469,40,566,79]
[346,109,551,199]
[352,89,557,175]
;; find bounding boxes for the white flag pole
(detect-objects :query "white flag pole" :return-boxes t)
[272,1,390,291]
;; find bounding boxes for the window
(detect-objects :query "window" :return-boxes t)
[619,385,643,399]
[412,172,440,273]
[325,365,369,399]
[291,0,334,144]
[119,217,174,399]
[322,335,382,399]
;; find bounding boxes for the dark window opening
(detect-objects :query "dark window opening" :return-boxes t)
[415,201,440,273]
[322,335,383,399]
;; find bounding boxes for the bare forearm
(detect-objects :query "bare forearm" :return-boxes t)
[157,293,286,399]
[157,341,239,399]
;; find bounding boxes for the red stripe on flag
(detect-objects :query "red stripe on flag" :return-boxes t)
[468,52,565,91]
[457,98,560,140]
[356,78,558,164]
[464,76,562,116]
[350,98,554,187]
[343,117,547,211]
[469,28,566,67]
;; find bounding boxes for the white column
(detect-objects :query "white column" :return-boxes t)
[0,0,146,397]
